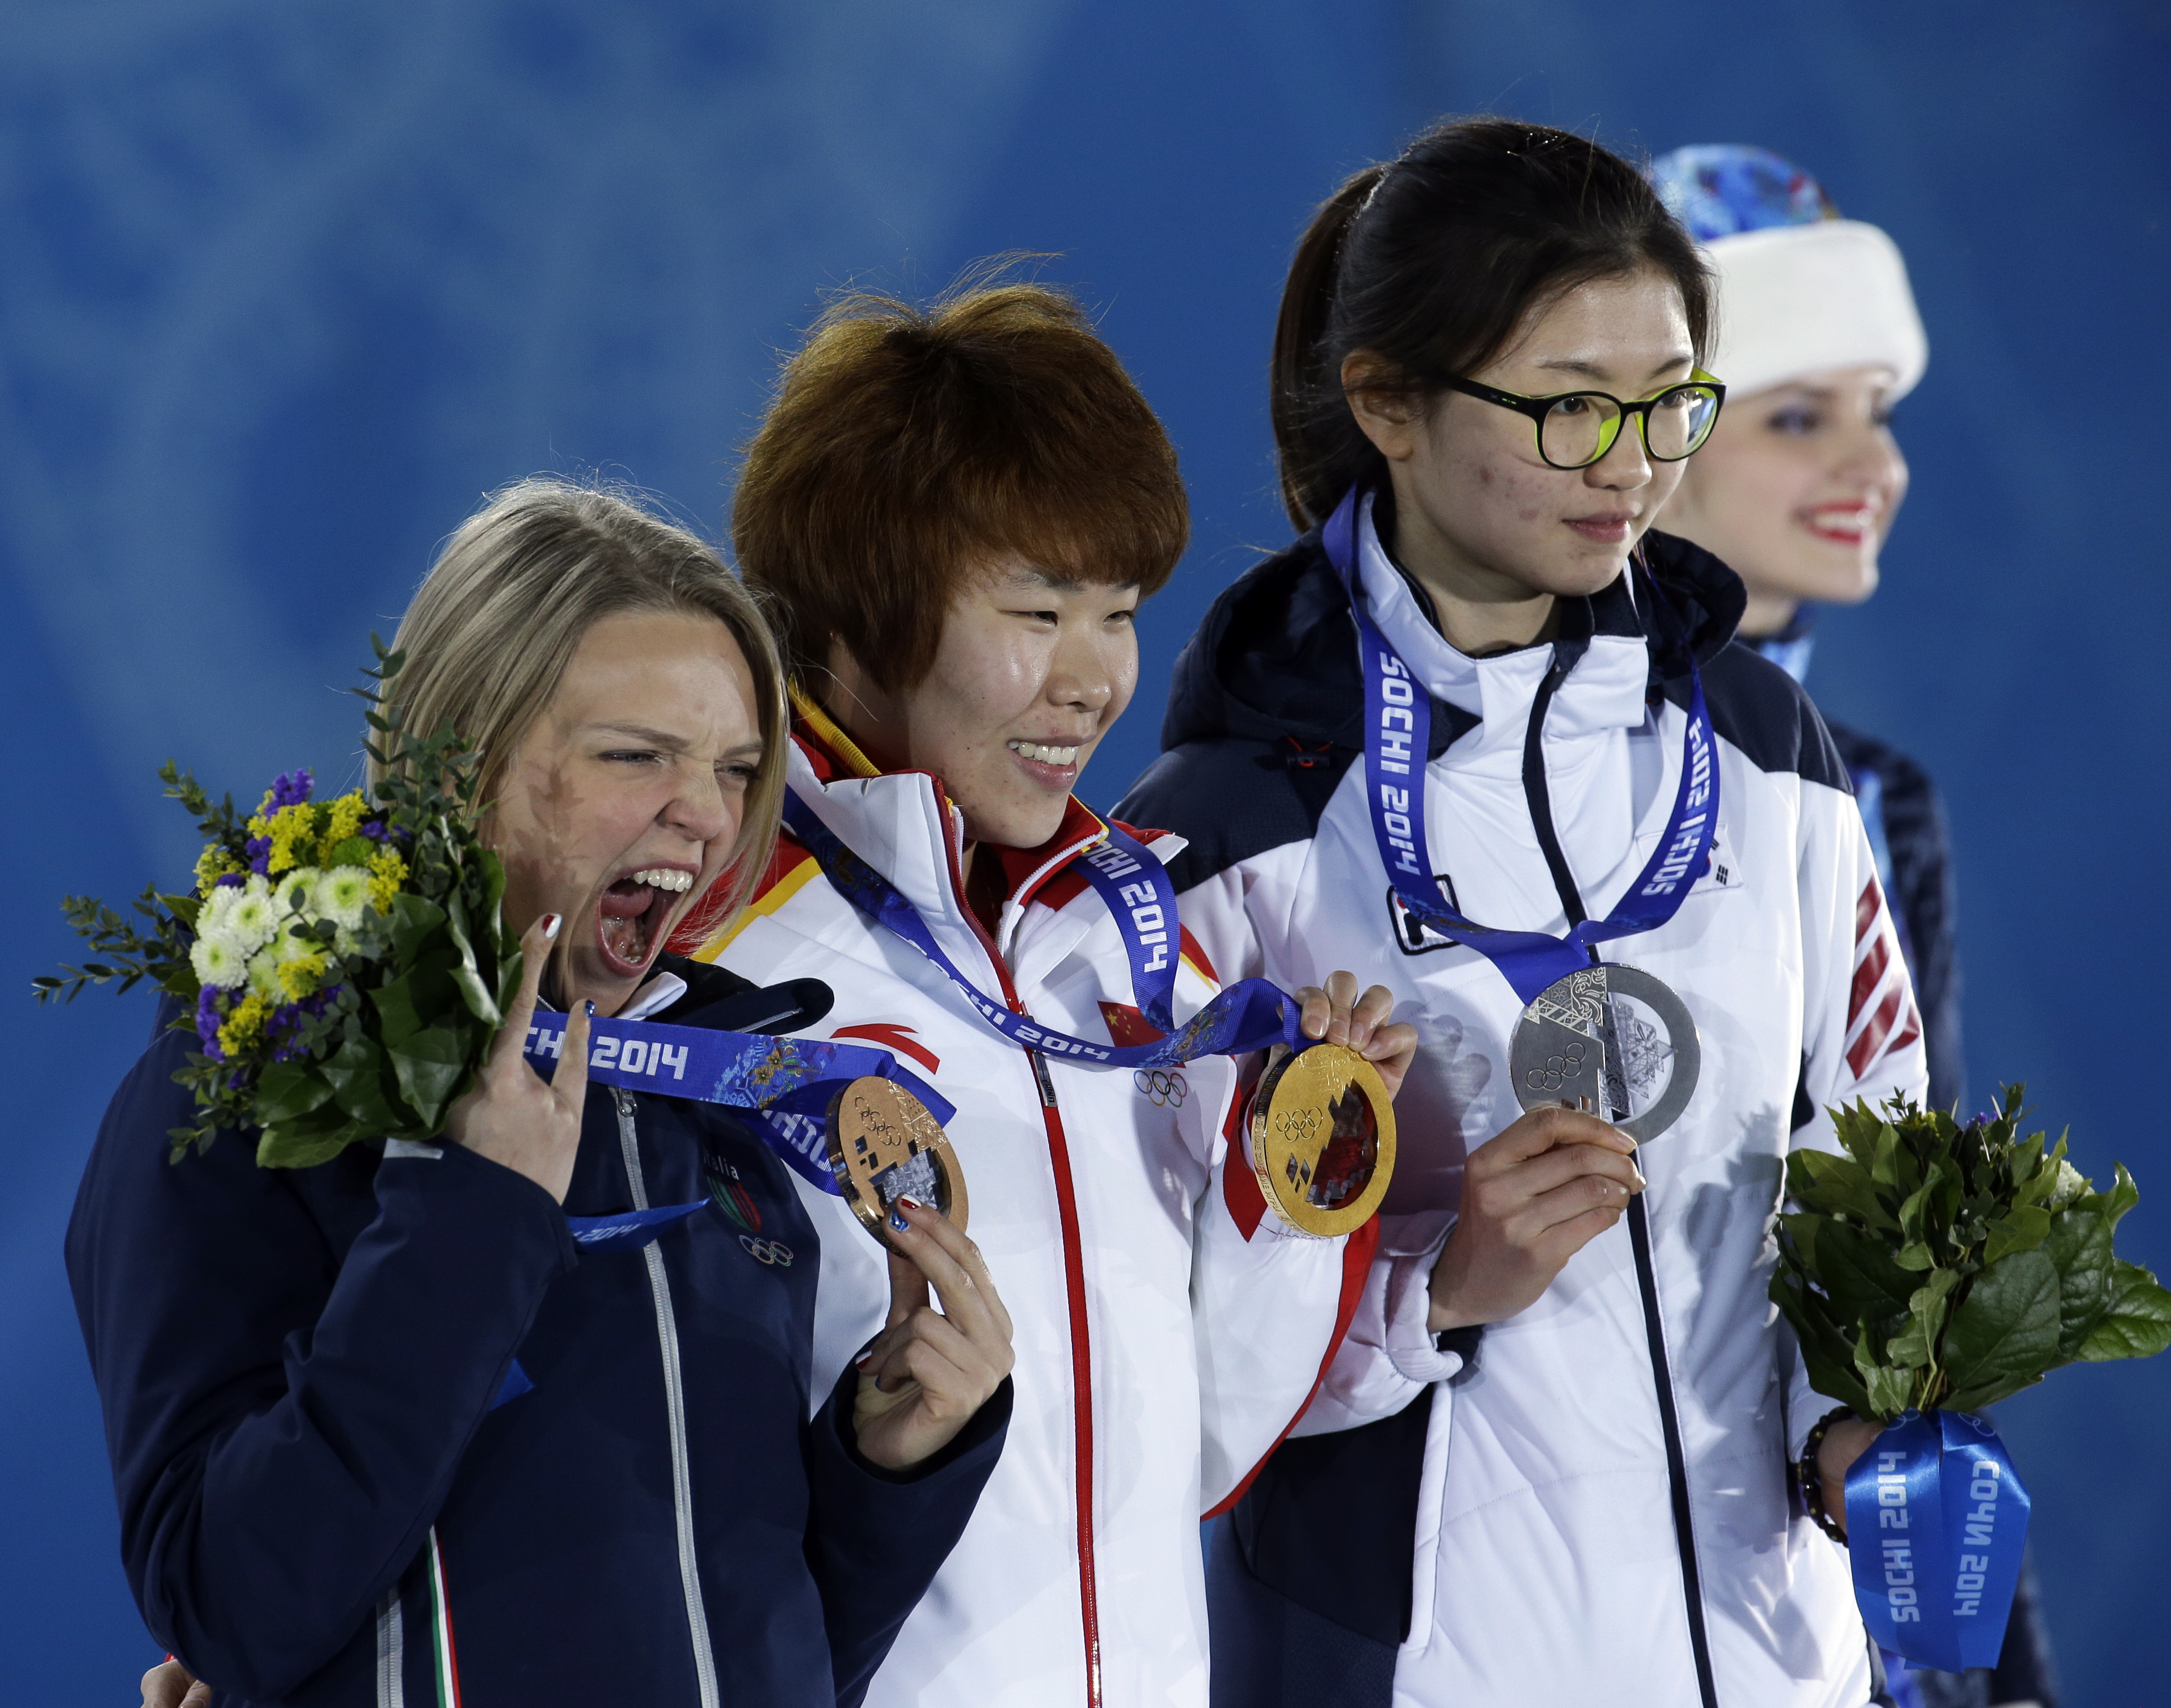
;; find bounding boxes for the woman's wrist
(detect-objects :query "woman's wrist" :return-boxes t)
[1798,1407,1854,1542]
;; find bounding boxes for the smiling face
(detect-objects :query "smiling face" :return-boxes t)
[1657,363,1909,635]
[488,607,765,1016]
[1346,265,1697,653]
[824,560,1140,852]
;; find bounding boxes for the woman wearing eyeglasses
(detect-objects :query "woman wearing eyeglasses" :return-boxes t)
[1120,119,1927,1707]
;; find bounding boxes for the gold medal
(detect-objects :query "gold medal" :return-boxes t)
[826,1075,969,1242]
[1248,1044,1396,1237]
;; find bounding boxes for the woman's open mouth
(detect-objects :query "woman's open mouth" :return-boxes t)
[595,865,696,979]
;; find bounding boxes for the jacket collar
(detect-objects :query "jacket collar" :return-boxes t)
[1159,491,1748,756]
[1354,493,1655,759]
[788,686,1116,955]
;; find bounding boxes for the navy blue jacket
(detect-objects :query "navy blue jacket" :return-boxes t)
[66,959,1008,1707]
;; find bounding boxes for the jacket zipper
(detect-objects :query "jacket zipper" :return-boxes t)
[614,1087,723,1708]
[937,806,1103,1708]
[1521,649,1722,1708]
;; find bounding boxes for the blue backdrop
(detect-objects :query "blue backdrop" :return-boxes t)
[6,3,2164,1700]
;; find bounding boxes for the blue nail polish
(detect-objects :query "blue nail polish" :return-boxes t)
[888,1208,910,1232]
[584,1000,596,1016]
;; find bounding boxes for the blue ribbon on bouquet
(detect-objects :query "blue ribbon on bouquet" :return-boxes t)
[1843,1409,2031,1672]
[778,792,1307,1070]
[1322,486,1720,1006]
[521,1009,954,1251]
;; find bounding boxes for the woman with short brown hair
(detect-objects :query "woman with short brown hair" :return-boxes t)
[692,277,1411,1708]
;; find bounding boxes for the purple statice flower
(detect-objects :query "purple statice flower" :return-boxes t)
[360,819,387,840]
[266,1002,305,1063]
[245,834,272,875]
[214,872,246,889]
[194,986,226,1062]
[227,1071,250,1092]
[270,769,314,809]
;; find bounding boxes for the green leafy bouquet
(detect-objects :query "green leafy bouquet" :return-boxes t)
[36,642,520,1168]
[1771,1088,2171,1421]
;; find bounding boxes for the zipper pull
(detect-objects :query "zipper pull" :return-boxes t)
[1027,1049,1058,1109]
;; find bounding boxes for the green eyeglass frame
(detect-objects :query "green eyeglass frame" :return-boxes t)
[1446,367,1729,469]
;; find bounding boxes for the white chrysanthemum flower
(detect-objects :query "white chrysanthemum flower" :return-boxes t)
[271,923,316,964]
[189,928,248,990]
[318,865,374,930]
[229,878,279,953]
[246,945,283,998]
[274,866,322,917]
[200,883,242,936]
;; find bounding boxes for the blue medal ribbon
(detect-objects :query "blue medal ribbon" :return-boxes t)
[1843,1409,2031,1671]
[778,795,1307,1069]
[521,1010,956,1248]
[1323,487,1719,1005]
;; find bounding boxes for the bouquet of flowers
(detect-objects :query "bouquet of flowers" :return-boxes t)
[36,642,519,1167]
[1771,1087,2170,1668]
[1771,1087,2171,1419]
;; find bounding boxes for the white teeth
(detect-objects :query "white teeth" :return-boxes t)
[1009,740,1079,766]
[630,868,693,892]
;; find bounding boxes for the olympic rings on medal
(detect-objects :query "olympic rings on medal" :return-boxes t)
[738,1235,796,1266]
[1134,1068,1188,1107]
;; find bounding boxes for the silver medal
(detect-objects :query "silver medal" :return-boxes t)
[1509,964,1700,1143]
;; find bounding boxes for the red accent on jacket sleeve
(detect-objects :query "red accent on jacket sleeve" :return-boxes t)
[1202,1214,1384,1520]
[1221,1085,1267,1241]
[1848,981,1909,1079]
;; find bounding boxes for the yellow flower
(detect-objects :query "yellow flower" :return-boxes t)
[322,792,368,849]
[368,847,409,912]
[194,843,242,897]
[274,946,327,1001]
[264,802,319,877]
[218,991,270,1057]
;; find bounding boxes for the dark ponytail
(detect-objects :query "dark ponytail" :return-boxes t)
[1272,117,1712,532]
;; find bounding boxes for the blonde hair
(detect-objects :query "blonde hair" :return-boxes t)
[379,476,788,929]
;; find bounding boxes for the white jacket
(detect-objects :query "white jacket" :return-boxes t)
[692,708,1373,1708]
[1120,501,1928,1708]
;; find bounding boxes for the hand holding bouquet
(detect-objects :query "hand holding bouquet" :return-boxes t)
[1771,1088,2171,1667]
[37,642,521,1167]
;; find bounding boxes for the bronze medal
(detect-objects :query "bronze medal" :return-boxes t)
[825,1076,969,1242]
[1248,1043,1397,1238]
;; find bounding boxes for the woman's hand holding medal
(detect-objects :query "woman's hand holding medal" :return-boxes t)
[1426,1107,1646,1331]
[851,1199,1016,1471]
[442,912,594,1204]
[1289,970,1419,1094]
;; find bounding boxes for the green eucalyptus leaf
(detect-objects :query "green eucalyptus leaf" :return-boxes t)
[1813,1220,1920,1325]
[256,1118,368,1170]
[1941,1250,2062,1406]
[320,1035,409,1131]
[2095,1163,2141,1231]
[1883,1270,1959,1372]
[252,1060,337,1125]
[440,887,501,1027]
[1854,1338,1917,1421]
[387,1027,475,1131]
[1982,1203,2052,1266]
[1894,1240,1937,1273]
[388,892,449,965]
[1771,1266,1873,1414]
[2075,1261,2171,1364]
[2045,1208,2117,1362]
